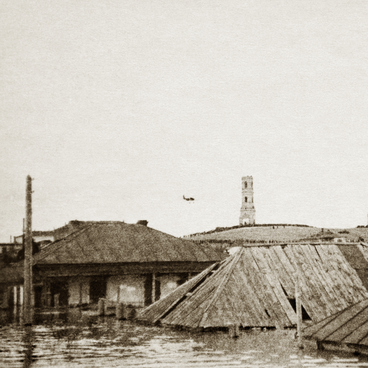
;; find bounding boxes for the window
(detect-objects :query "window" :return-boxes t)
[244,197,247,202]
[244,182,247,188]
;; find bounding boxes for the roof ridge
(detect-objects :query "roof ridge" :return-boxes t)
[199,249,243,326]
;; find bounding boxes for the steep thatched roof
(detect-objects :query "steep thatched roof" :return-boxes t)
[139,243,368,329]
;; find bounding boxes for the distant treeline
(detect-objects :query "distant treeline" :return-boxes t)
[187,223,311,237]
[193,238,309,246]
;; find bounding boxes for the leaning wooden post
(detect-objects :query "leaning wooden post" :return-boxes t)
[152,273,156,304]
[229,324,240,338]
[98,298,105,316]
[295,261,304,349]
[116,285,124,320]
[79,281,83,306]
[24,175,33,325]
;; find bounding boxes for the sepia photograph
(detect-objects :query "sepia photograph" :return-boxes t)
[1,1,368,367]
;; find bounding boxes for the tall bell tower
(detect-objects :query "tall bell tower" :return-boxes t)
[239,176,256,225]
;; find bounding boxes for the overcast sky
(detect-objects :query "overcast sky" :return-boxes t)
[1,0,368,241]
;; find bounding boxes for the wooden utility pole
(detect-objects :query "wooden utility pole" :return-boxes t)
[295,261,304,349]
[24,175,33,325]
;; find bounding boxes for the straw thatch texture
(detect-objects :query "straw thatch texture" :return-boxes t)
[138,244,368,329]
[34,222,224,265]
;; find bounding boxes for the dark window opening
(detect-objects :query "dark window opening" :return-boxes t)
[244,182,247,188]
[155,278,161,301]
[177,273,189,286]
[34,286,43,308]
[144,274,161,306]
[50,280,69,306]
[90,278,106,304]
[288,298,311,321]
[244,197,247,203]
[144,274,152,306]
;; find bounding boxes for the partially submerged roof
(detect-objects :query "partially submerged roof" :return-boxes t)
[337,243,368,289]
[303,298,368,348]
[139,243,368,329]
[34,222,224,265]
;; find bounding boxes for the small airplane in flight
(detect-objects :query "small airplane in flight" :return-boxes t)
[183,195,195,201]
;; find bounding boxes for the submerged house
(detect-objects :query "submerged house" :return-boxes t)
[139,243,368,329]
[0,263,23,309]
[33,221,225,309]
[303,298,368,355]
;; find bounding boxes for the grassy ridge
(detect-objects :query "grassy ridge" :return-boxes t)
[187,225,368,243]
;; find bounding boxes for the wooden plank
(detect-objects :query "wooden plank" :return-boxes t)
[226,271,257,326]
[329,305,368,343]
[326,245,362,303]
[300,244,343,314]
[357,243,368,264]
[318,245,368,305]
[183,280,225,328]
[312,299,368,341]
[314,245,352,306]
[204,300,226,327]
[355,328,368,347]
[163,284,215,326]
[235,256,272,326]
[343,319,368,344]
[306,245,346,311]
[236,250,270,326]
[169,294,213,328]
[241,249,287,327]
[199,250,243,327]
[284,245,327,320]
[292,245,333,316]
[214,287,243,327]
[140,262,218,323]
[268,246,294,297]
[250,247,294,327]
[258,247,297,325]
[332,244,368,301]
[274,245,297,290]
[303,311,342,339]
[164,261,233,326]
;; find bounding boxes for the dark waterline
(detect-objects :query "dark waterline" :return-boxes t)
[1,309,368,367]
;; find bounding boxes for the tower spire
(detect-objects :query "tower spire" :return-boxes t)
[239,176,255,225]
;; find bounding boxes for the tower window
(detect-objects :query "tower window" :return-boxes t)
[244,182,247,188]
[244,197,247,202]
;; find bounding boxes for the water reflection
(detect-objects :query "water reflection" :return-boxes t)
[1,308,368,367]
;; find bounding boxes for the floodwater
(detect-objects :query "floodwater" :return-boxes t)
[1,309,368,368]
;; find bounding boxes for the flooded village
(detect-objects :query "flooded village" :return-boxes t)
[3,177,368,367]
[2,1,368,366]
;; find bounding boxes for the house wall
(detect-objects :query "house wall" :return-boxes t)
[106,275,145,307]
[160,274,185,298]
[0,286,9,309]
[68,277,90,306]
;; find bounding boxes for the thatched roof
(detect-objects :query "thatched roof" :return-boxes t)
[35,222,224,265]
[139,243,368,329]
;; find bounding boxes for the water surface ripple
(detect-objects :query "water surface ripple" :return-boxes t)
[1,309,368,367]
